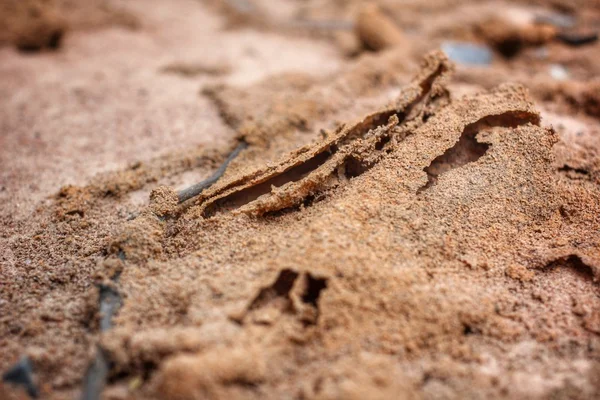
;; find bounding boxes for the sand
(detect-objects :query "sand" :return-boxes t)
[1,0,599,399]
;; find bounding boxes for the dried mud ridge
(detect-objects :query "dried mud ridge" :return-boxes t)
[186,53,538,219]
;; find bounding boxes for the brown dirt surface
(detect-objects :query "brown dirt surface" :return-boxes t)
[1,1,599,399]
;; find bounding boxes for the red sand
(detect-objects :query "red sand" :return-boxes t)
[1,1,599,399]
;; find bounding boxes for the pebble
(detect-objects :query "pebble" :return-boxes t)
[441,42,493,66]
[534,12,576,29]
[2,356,38,398]
[549,64,569,80]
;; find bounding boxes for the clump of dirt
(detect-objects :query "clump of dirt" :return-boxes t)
[476,17,557,57]
[0,0,66,52]
[148,186,178,218]
[0,0,139,51]
[355,3,406,51]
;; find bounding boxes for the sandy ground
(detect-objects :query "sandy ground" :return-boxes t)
[1,0,599,399]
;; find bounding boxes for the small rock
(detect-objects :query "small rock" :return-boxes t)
[535,12,576,29]
[477,18,557,57]
[355,3,405,51]
[441,42,493,66]
[2,356,38,398]
[549,64,569,81]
